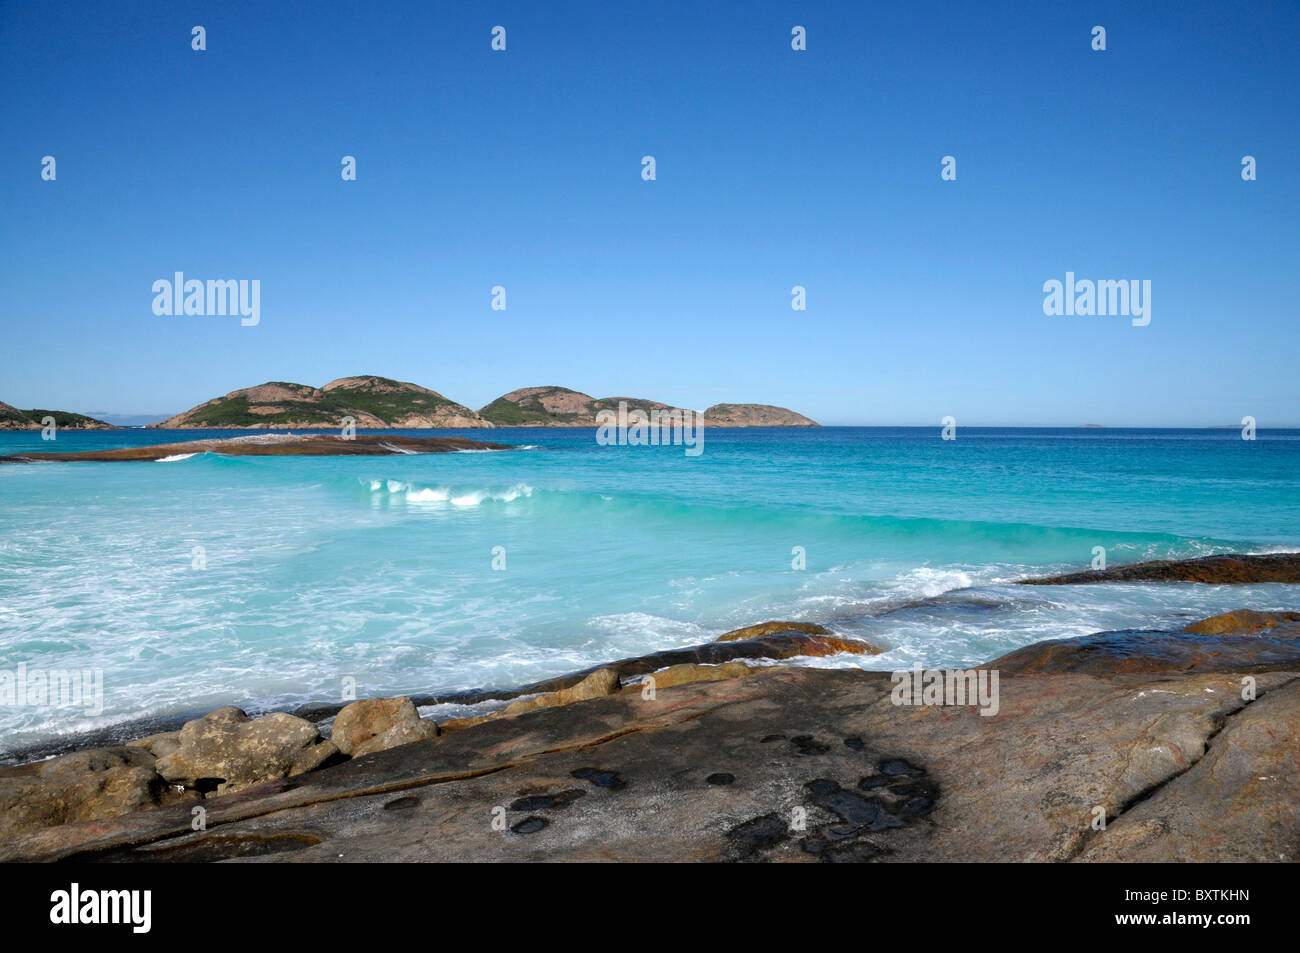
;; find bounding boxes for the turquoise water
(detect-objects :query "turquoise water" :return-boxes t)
[2,426,1299,752]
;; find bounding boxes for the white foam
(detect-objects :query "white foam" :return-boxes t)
[406,487,450,503]
[155,453,197,462]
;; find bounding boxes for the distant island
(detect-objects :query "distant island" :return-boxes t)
[478,385,818,428]
[142,377,820,430]
[0,400,116,431]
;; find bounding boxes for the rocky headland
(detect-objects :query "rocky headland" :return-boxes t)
[0,400,116,431]
[1,554,1297,863]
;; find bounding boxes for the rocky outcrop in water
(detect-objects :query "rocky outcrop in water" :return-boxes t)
[1019,552,1300,585]
[0,432,515,463]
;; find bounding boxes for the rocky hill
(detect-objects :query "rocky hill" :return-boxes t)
[150,377,490,429]
[0,400,116,430]
[477,386,818,427]
[703,403,819,427]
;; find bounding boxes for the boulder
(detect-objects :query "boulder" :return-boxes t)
[332,697,438,757]
[0,746,180,839]
[127,730,182,759]
[154,707,337,794]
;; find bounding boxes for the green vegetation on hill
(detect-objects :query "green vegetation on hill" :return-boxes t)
[181,391,452,427]
[476,398,533,425]
[477,386,596,425]
[23,409,112,428]
[164,377,468,428]
[0,400,114,429]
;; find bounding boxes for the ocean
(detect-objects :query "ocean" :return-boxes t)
[2,426,1299,753]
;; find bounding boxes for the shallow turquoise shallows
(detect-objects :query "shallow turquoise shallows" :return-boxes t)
[2,426,1299,751]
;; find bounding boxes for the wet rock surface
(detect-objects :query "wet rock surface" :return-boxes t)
[989,615,1300,675]
[1,597,1298,863]
[1019,552,1300,585]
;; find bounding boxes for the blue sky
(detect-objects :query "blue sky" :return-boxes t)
[2,0,1297,426]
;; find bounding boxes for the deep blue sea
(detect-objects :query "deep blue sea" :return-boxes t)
[2,426,1299,752]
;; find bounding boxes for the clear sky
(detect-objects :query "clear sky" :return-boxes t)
[2,0,1297,426]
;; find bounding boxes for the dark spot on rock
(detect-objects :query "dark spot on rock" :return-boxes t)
[902,794,936,816]
[790,735,830,755]
[857,775,891,790]
[843,736,865,750]
[885,780,938,817]
[803,779,880,829]
[887,782,930,797]
[510,816,549,835]
[760,734,787,743]
[509,789,586,812]
[880,758,926,777]
[570,767,625,789]
[193,778,224,795]
[383,795,420,811]
[726,812,789,859]
[802,835,887,863]
[706,772,735,786]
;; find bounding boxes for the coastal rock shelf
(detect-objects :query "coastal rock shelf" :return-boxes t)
[1,597,1297,863]
[1019,552,1300,585]
[0,432,516,463]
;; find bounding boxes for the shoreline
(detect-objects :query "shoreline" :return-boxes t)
[5,552,1298,765]
[2,552,1298,861]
